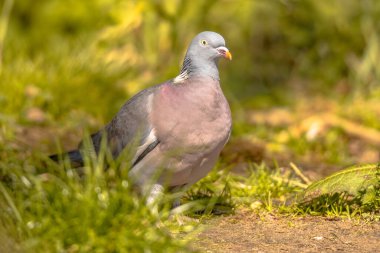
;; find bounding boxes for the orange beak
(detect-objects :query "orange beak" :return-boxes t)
[217,46,232,60]
[224,50,232,60]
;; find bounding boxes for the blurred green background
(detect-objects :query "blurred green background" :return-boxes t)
[1,0,380,252]
[1,0,380,171]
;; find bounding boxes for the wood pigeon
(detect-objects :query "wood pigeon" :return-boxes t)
[50,31,232,204]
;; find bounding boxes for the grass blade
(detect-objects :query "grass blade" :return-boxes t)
[302,163,380,201]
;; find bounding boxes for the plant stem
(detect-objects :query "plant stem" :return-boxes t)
[0,0,14,73]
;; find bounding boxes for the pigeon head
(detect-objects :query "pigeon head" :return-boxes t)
[188,31,232,61]
[175,31,232,82]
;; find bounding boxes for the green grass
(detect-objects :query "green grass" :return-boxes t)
[0,143,197,252]
[0,149,197,252]
[188,162,380,220]
[1,144,379,252]
[1,0,380,251]
[295,164,380,220]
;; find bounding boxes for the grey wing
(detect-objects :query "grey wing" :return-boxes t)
[89,84,163,166]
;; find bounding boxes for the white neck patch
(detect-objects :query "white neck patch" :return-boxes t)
[173,70,189,84]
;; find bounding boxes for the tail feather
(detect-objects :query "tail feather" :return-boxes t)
[49,150,83,168]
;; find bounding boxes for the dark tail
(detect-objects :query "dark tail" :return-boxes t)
[49,150,84,168]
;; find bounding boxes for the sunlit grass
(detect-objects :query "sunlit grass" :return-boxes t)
[0,148,198,252]
[1,138,379,251]
[189,162,380,220]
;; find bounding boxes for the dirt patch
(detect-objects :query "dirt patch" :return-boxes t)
[195,210,380,252]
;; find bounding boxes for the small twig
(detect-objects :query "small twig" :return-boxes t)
[324,113,380,146]
[330,232,352,245]
[290,162,311,185]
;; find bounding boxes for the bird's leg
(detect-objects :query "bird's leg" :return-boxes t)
[172,198,181,209]
[145,183,165,216]
[169,184,187,209]
[146,183,164,208]
[167,184,200,225]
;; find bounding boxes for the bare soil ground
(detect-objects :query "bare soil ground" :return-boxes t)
[194,210,380,253]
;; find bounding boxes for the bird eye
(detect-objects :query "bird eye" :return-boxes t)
[200,40,208,46]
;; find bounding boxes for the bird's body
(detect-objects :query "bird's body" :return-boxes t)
[50,31,232,201]
[132,76,231,188]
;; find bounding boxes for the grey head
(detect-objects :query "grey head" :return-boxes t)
[175,31,232,82]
